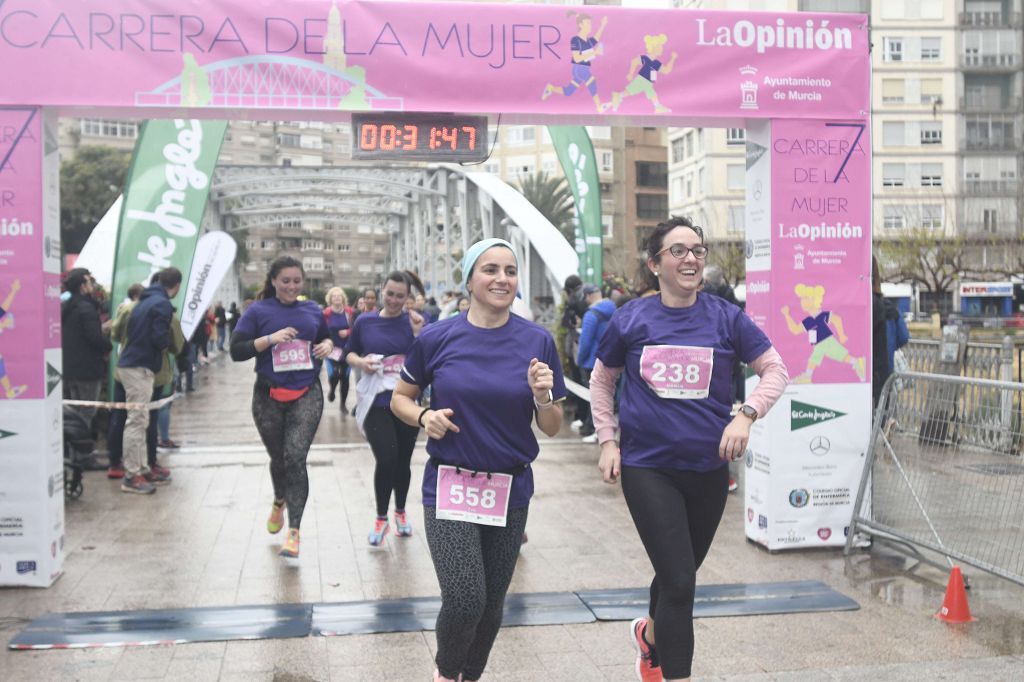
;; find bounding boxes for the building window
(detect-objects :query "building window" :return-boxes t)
[505,126,536,146]
[982,209,998,232]
[80,119,138,138]
[278,133,301,147]
[726,164,745,191]
[883,122,905,146]
[920,37,941,61]
[882,164,905,187]
[883,37,903,62]
[728,206,745,233]
[600,152,613,173]
[920,79,942,105]
[282,220,301,230]
[920,205,943,230]
[586,126,612,140]
[883,206,906,229]
[635,161,668,188]
[245,239,257,250]
[920,164,943,187]
[260,240,276,249]
[602,217,613,238]
[920,122,942,145]
[671,137,685,164]
[881,79,904,105]
[726,128,745,145]
[337,243,350,252]
[636,194,668,220]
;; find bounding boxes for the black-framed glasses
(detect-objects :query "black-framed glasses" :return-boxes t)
[656,243,709,260]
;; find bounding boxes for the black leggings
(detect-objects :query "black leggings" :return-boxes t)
[620,464,729,680]
[363,406,419,517]
[251,381,324,529]
[424,505,529,681]
[326,360,351,409]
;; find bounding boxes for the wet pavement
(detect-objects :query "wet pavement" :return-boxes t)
[2,352,1023,680]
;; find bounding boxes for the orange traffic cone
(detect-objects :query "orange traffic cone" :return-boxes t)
[935,566,975,623]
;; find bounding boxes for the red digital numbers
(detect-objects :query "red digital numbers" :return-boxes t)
[353,116,485,160]
[359,123,378,150]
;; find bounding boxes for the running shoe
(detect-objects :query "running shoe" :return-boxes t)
[121,474,156,495]
[267,499,285,534]
[728,477,739,492]
[279,528,300,558]
[107,466,125,480]
[368,517,389,546]
[144,467,171,486]
[394,510,413,537]
[327,386,336,402]
[158,439,180,449]
[581,433,599,444]
[570,419,583,433]
[630,617,662,682]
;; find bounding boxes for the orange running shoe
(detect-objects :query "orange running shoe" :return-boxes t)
[395,510,413,537]
[267,499,285,534]
[368,517,389,546]
[630,617,663,681]
[279,529,300,558]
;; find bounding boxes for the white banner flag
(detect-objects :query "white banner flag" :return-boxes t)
[179,231,237,340]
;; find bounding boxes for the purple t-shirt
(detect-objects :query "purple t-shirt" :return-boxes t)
[234,298,329,390]
[347,310,416,408]
[571,35,598,65]
[597,294,771,472]
[802,311,833,344]
[324,308,350,351]
[401,313,567,509]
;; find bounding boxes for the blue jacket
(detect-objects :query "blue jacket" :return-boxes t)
[577,298,616,370]
[117,283,174,372]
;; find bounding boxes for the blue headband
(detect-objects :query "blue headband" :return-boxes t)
[462,238,515,292]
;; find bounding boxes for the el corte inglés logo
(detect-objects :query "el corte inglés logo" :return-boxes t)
[791,400,846,431]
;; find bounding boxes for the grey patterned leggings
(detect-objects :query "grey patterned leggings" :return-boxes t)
[424,505,528,681]
[251,380,324,530]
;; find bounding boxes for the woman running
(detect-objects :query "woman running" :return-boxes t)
[346,271,425,545]
[589,217,788,682]
[230,256,334,558]
[323,287,352,412]
[391,238,565,682]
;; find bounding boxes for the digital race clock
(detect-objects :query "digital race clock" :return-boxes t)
[351,113,489,163]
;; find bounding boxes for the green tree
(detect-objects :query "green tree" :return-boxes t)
[60,146,131,254]
[515,171,575,243]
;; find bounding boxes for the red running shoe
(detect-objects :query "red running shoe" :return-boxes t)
[107,466,125,480]
[630,617,663,682]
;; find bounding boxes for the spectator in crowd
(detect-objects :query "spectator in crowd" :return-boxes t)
[116,267,182,494]
[576,283,615,442]
[227,302,240,334]
[214,302,227,351]
[561,274,589,431]
[61,268,113,430]
[107,283,144,479]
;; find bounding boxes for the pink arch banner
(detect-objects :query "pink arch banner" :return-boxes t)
[0,0,868,121]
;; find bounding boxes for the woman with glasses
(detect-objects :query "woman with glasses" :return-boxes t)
[346,271,425,545]
[588,216,788,682]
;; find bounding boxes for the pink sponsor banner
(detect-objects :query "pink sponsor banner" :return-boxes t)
[0,1,868,120]
[0,108,44,400]
[770,119,871,386]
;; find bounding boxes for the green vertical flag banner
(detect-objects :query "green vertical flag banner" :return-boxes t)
[548,126,602,285]
[110,118,228,317]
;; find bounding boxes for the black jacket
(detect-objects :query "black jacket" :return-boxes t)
[117,283,174,373]
[61,293,112,381]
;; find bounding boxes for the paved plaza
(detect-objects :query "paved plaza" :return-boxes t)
[2,354,1023,681]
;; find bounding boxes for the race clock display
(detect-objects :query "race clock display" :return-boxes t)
[352,113,488,163]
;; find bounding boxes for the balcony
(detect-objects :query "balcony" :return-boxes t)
[962,179,1020,195]
[961,52,1020,70]
[962,138,1019,151]
[959,11,1023,28]
[963,222,1018,234]
[961,96,1022,112]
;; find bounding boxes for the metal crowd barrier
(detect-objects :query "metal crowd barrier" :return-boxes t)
[846,372,1024,586]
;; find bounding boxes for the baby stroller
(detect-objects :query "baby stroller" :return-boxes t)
[63,406,93,499]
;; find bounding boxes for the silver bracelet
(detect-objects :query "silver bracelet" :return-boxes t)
[533,390,554,409]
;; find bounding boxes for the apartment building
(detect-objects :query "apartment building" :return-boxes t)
[668,0,1024,304]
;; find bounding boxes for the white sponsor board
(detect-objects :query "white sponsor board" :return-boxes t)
[743,381,871,549]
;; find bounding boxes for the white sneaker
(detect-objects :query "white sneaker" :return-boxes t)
[581,433,599,444]
[570,419,583,433]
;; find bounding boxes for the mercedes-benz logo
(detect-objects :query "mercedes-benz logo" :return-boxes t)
[809,436,831,456]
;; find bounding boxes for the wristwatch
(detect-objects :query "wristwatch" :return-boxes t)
[738,404,758,422]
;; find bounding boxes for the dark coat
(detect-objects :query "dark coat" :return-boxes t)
[118,283,174,373]
[61,293,112,381]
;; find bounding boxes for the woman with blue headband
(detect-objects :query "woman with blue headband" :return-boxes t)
[392,239,566,682]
